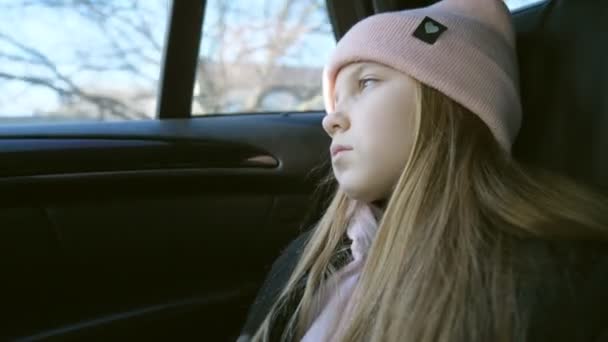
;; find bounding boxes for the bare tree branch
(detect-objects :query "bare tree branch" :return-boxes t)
[0,71,146,120]
[0,71,69,96]
[1,0,330,118]
[0,30,149,120]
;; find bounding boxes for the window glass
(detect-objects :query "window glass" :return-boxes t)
[193,0,335,115]
[505,0,547,11]
[0,1,170,123]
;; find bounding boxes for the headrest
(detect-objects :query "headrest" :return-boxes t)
[513,0,608,191]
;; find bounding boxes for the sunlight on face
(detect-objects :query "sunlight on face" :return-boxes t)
[322,62,419,202]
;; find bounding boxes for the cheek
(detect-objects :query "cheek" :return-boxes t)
[355,104,414,188]
[358,89,415,142]
[359,109,413,156]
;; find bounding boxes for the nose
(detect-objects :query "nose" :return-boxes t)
[322,110,350,137]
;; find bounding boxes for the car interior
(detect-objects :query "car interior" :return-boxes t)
[2,0,606,340]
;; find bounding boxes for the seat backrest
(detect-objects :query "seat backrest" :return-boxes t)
[513,0,608,191]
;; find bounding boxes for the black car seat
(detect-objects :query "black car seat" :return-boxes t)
[513,0,608,192]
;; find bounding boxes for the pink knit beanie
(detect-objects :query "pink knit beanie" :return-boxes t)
[323,0,521,151]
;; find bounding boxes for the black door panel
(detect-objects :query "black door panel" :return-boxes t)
[2,113,330,340]
[0,139,276,177]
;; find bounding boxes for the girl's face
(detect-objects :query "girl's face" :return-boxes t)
[323,62,418,202]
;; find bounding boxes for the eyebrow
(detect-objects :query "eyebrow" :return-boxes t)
[334,63,368,105]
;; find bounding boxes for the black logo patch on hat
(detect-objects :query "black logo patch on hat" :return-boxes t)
[413,17,447,45]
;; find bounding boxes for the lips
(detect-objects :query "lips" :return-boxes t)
[330,144,353,157]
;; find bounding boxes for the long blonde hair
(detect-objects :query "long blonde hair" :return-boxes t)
[251,81,608,341]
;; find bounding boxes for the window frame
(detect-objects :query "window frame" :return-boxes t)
[157,0,205,119]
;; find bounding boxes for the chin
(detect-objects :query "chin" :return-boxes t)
[337,177,390,204]
[335,171,386,203]
[338,183,376,203]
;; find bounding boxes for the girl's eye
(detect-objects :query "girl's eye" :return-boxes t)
[359,77,378,90]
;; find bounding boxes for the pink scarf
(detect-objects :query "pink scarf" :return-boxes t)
[301,203,381,342]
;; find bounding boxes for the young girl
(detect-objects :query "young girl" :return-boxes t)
[239,0,608,341]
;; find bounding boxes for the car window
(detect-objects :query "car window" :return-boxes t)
[192,0,335,115]
[0,1,170,123]
[505,0,547,11]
